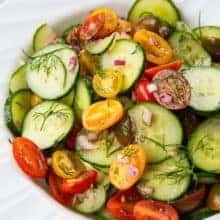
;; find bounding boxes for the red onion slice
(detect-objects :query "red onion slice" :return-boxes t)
[114,59,126,66]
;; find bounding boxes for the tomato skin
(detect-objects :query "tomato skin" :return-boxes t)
[12,137,48,178]
[79,13,105,40]
[65,124,82,149]
[145,60,182,78]
[134,78,156,102]
[134,200,179,220]
[107,188,142,220]
[48,172,73,206]
[59,170,97,195]
[174,185,206,213]
[207,184,220,211]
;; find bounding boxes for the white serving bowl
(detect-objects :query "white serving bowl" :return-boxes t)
[0,0,219,219]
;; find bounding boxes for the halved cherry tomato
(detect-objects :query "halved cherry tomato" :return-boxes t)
[51,150,85,179]
[117,18,132,33]
[107,188,142,220]
[82,99,124,131]
[174,185,206,213]
[145,60,182,78]
[152,70,191,110]
[109,144,147,190]
[134,200,179,220]
[12,137,47,178]
[65,124,82,149]
[79,50,100,75]
[93,69,123,98]
[133,29,173,64]
[133,77,156,102]
[60,170,97,195]
[79,13,105,40]
[48,172,73,205]
[207,184,220,211]
[91,8,118,38]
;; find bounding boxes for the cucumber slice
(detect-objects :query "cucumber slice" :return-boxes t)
[128,0,180,26]
[58,88,75,106]
[137,152,191,201]
[168,31,211,66]
[27,48,79,100]
[101,39,145,92]
[128,102,183,163]
[183,67,220,112]
[33,24,57,51]
[4,89,32,135]
[32,43,70,58]
[182,208,217,220]
[98,210,117,220]
[196,172,220,184]
[22,101,74,149]
[85,33,116,55]
[188,115,220,174]
[74,76,93,120]
[9,65,28,93]
[193,26,220,41]
[77,130,121,167]
[73,184,106,214]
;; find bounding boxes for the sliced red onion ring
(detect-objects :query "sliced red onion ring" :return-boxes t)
[87,132,98,142]
[68,56,76,71]
[114,59,126,66]
[76,135,97,150]
[127,164,139,177]
[159,93,173,103]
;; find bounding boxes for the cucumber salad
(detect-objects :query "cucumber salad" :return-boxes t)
[4,0,220,219]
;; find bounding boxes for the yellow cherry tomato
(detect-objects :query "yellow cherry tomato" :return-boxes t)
[93,69,123,98]
[82,99,124,131]
[133,29,173,65]
[91,8,118,38]
[52,150,85,179]
[79,50,100,76]
[117,18,132,33]
[109,144,147,190]
[31,94,42,107]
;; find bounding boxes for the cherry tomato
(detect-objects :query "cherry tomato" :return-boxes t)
[107,188,142,220]
[174,185,206,213]
[12,137,47,178]
[82,99,124,131]
[79,13,105,40]
[133,77,156,102]
[91,8,118,38]
[65,124,82,149]
[133,29,173,64]
[133,200,179,220]
[207,184,220,211]
[48,172,73,205]
[145,60,182,78]
[51,150,85,179]
[59,170,97,195]
[117,18,132,33]
[109,144,147,190]
[79,50,100,76]
[152,69,191,110]
[93,69,123,98]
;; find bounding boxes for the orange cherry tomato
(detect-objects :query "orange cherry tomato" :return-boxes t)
[134,200,179,220]
[93,69,123,98]
[133,29,173,65]
[109,144,147,190]
[12,137,48,178]
[91,8,118,38]
[82,99,124,131]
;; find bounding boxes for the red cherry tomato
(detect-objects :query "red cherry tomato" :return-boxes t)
[12,137,48,178]
[145,60,182,78]
[59,170,97,195]
[65,124,82,149]
[133,200,179,220]
[107,188,142,220]
[133,78,156,102]
[48,172,73,206]
[79,13,105,40]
